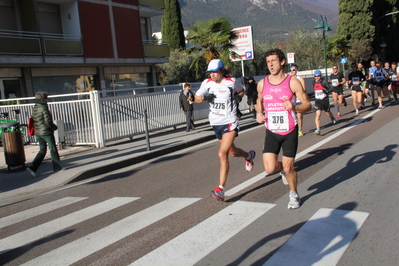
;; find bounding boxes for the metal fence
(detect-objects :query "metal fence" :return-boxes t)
[0,86,250,148]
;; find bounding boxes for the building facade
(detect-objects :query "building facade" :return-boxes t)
[0,0,169,99]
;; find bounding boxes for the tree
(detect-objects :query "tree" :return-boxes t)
[156,50,204,85]
[280,30,324,70]
[372,0,399,61]
[326,36,352,65]
[186,17,238,78]
[338,0,374,42]
[337,0,374,63]
[161,0,185,51]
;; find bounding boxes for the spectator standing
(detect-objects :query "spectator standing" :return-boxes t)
[195,59,256,202]
[312,70,336,135]
[26,92,64,177]
[244,76,258,118]
[179,83,195,132]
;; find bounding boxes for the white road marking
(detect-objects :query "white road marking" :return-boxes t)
[0,197,139,254]
[263,208,369,266]
[0,197,87,229]
[129,201,275,266]
[225,172,266,196]
[21,197,200,266]
[226,107,382,197]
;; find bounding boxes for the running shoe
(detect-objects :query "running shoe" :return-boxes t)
[335,113,341,118]
[372,101,378,105]
[298,131,304,137]
[211,187,225,201]
[332,118,336,124]
[288,192,301,209]
[245,150,256,171]
[378,106,384,109]
[344,100,347,107]
[355,109,359,115]
[314,129,320,135]
[280,170,288,185]
[26,167,36,178]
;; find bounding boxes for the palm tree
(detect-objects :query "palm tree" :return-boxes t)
[186,17,239,78]
[326,36,353,65]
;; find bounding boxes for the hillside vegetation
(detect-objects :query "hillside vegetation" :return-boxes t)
[151,0,338,43]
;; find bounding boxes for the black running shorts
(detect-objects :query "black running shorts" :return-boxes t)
[263,126,298,158]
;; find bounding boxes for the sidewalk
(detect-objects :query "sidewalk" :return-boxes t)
[0,114,260,207]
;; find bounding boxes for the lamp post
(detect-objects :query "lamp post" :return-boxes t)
[314,15,332,80]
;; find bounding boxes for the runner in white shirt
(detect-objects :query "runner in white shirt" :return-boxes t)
[195,59,256,201]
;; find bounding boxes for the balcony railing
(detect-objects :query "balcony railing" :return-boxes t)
[143,40,170,57]
[0,29,83,56]
[139,0,165,9]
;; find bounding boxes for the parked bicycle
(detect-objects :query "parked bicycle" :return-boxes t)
[0,109,30,146]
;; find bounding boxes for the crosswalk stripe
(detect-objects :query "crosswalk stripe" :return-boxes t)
[21,197,201,266]
[263,208,369,266]
[0,197,139,255]
[0,197,87,229]
[129,201,275,266]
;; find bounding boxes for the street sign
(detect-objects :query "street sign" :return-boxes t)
[340,57,347,64]
[230,26,254,61]
[287,53,295,64]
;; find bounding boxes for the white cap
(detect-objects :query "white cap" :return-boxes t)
[207,59,224,72]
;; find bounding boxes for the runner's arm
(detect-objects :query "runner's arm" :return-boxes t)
[291,78,311,114]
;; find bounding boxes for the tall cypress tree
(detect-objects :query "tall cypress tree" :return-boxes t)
[338,0,374,42]
[338,0,399,62]
[161,0,186,51]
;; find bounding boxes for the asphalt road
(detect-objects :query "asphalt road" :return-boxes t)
[1,100,399,266]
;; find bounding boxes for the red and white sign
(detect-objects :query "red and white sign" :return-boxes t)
[287,52,295,64]
[230,26,254,61]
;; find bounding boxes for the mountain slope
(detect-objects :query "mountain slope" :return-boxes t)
[151,0,338,43]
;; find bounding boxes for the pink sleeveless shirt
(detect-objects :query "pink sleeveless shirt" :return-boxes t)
[262,75,297,135]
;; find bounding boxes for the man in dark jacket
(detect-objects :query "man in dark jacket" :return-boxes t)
[244,76,258,118]
[312,70,336,136]
[26,92,64,177]
[179,83,195,132]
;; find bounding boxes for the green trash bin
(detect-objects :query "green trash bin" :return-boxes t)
[1,122,26,171]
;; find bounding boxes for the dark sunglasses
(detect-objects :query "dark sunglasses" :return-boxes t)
[314,75,321,77]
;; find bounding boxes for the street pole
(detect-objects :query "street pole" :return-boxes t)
[314,15,332,81]
[323,31,328,80]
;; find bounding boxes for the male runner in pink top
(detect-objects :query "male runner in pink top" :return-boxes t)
[256,48,311,209]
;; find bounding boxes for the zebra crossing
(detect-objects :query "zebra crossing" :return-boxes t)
[0,196,369,265]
